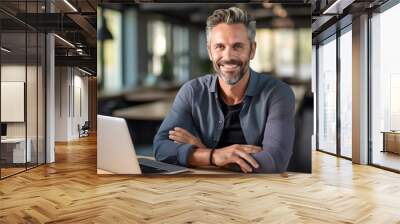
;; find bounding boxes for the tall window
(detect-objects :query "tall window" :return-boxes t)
[172,25,190,84]
[146,20,170,85]
[370,3,400,171]
[339,28,352,158]
[147,21,190,85]
[0,2,46,179]
[298,29,312,80]
[317,36,337,154]
[274,29,296,77]
[251,28,311,80]
[102,9,122,92]
[252,29,273,73]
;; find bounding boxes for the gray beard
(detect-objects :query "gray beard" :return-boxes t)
[218,70,245,85]
[217,63,248,85]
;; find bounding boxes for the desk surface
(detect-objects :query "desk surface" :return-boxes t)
[113,100,173,121]
[381,131,400,134]
[124,90,177,102]
[98,156,289,176]
[1,137,29,143]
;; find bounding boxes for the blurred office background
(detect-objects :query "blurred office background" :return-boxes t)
[97,3,312,172]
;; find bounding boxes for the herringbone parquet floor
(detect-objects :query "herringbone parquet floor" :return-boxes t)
[1,135,400,223]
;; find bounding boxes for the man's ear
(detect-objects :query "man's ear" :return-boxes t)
[250,42,257,60]
[207,44,213,61]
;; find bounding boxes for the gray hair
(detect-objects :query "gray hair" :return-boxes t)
[206,7,256,44]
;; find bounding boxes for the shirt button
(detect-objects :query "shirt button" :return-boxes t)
[218,120,223,124]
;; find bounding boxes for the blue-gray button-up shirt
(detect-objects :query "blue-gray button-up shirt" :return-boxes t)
[153,69,295,173]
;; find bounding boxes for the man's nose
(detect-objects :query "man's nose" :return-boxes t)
[222,47,235,59]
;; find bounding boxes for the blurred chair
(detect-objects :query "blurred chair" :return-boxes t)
[79,121,90,138]
[287,90,313,173]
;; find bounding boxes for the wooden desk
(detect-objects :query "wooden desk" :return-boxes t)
[124,90,177,102]
[98,156,289,176]
[1,137,32,163]
[113,100,173,121]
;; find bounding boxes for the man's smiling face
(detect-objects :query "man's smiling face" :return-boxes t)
[207,23,256,85]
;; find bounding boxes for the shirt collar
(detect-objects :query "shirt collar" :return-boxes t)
[209,68,259,96]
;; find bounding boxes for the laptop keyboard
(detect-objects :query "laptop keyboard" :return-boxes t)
[139,164,165,174]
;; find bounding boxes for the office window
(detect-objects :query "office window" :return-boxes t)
[339,28,352,158]
[147,20,170,85]
[274,29,296,77]
[251,28,311,80]
[103,10,122,92]
[317,36,337,154]
[252,29,273,73]
[371,3,400,171]
[147,20,192,85]
[172,25,190,83]
[298,28,312,80]
[0,2,46,179]
[197,31,213,75]
[198,31,208,59]
[122,9,139,88]
[147,20,168,77]
[1,30,28,178]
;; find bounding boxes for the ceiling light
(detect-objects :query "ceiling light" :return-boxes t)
[1,47,11,53]
[323,0,354,15]
[54,34,75,48]
[63,0,78,12]
[78,67,92,76]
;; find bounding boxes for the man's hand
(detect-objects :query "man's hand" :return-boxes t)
[213,144,261,173]
[169,127,261,173]
[169,127,206,148]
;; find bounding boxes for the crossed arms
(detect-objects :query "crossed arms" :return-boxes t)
[153,82,295,173]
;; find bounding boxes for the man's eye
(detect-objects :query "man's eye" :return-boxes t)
[215,45,223,49]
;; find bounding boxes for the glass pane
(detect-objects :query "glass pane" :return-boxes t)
[38,33,45,164]
[103,10,122,92]
[26,0,39,169]
[147,20,169,84]
[251,29,273,73]
[371,4,400,171]
[251,28,311,80]
[299,28,312,80]
[274,29,296,78]
[172,25,189,84]
[1,31,27,177]
[317,37,337,154]
[339,29,352,158]
[27,31,38,169]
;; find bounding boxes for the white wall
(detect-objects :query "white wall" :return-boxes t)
[55,66,69,141]
[1,65,36,137]
[55,67,89,141]
[1,63,46,164]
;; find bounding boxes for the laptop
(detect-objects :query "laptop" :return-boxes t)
[97,115,190,174]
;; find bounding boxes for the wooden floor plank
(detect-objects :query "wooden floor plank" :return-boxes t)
[0,135,400,223]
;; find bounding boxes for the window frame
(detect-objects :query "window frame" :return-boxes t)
[315,18,353,161]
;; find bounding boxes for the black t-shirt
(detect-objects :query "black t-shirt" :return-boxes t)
[216,96,247,148]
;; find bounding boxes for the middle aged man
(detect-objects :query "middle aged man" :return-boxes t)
[153,7,295,173]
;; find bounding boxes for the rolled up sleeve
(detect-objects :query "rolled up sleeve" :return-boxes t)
[153,83,197,167]
[253,84,295,173]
